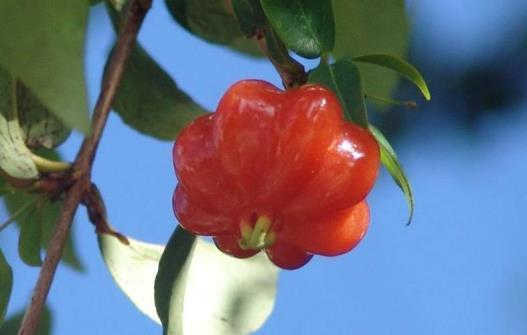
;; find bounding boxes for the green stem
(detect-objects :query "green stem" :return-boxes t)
[31,154,71,173]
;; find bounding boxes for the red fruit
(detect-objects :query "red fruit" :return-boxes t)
[173,80,380,269]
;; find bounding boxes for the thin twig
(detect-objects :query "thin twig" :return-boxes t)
[82,183,129,244]
[17,0,152,334]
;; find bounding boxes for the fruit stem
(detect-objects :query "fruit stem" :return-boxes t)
[31,154,71,173]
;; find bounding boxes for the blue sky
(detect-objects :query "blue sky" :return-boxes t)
[2,1,527,334]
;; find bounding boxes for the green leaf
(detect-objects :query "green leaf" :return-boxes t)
[16,82,72,149]
[332,0,409,98]
[165,0,262,56]
[18,200,44,266]
[353,54,431,100]
[154,227,196,334]
[260,0,334,58]
[369,125,414,224]
[110,46,207,140]
[0,66,71,150]
[105,4,207,140]
[309,58,368,127]
[0,68,39,180]
[99,228,278,335]
[0,249,13,326]
[232,0,267,37]
[0,176,7,196]
[0,306,52,335]
[4,167,84,270]
[0,0,90,133]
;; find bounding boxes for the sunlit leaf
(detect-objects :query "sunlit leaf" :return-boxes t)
[0,249,13,326]
[369,125,414,224]
[99,228,278,335]
[332,0,408,98]
[260,0,334,58]
[0,0,90,133]
[354,54,431,100]
[309,58,368,127]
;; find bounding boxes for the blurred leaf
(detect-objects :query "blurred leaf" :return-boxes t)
[354,54,431,100]
[0,176,7,196]
[99,228,278,335]
[18,199,44,266]
[110,46,207,140]
[5,191,83,270]
[0,249,13,326]
[369,125,414,224]
[0,0,90,133]
[332,0,408,98]
[232,0,267,37]
[165,0,262,56]
[0,305,52,335]
[0,69,39,180]
[260,0,334,58]
[309,58,368,127]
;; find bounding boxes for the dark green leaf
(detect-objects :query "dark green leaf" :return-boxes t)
[333,0,409,98]
[0,306,52,335]
[111,46,207,140]
[369,125,414,224]
[105,4,208,140]
[0,68,39,180]
[165,0,261,56]
[16,82,71,149]
[309,58,368,127]
[232,0,267,37]
[0,0,90,133]
[354,54,431,100]
[100,228,277,334]
[0,176,7,196]
[18,200,44,266]
[260,0,334,58]
[155,227,196,334]
[5,191,83,270]
[0,66,70,150]
[0,249,13,326]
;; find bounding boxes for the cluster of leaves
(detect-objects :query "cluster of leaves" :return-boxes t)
[0,0,429,334]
